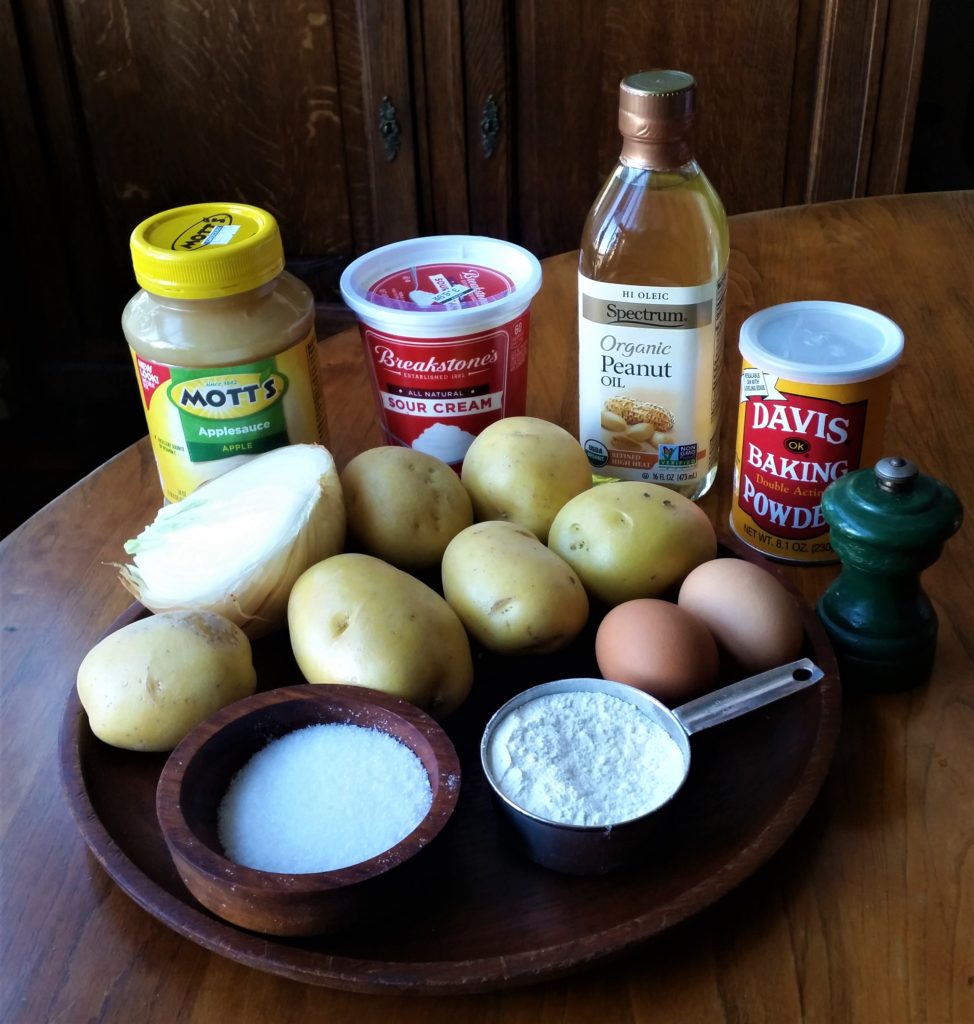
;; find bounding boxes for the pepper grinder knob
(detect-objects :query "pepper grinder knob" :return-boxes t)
[874,455,917,492]
[816,456,962,692]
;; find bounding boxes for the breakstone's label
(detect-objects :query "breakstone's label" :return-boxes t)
[730,362,893,562]
[131,325,326,502]
[578,274,724,485]
[358,311,529,466]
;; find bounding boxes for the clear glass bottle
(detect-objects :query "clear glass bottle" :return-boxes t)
[578,70,729,500]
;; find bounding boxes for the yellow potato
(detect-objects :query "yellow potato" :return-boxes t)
[441,521,589,655]
[287,553,473,717]
[548,482,716,606]
[76,611,257,752]
[460,416,592,543]
[340,446,473,569]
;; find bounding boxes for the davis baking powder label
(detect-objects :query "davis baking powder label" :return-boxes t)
[359,313,529,466]
[730,363,888,562]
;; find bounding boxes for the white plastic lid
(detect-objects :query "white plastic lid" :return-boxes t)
[738,300,904,384]
[340,235,542,338]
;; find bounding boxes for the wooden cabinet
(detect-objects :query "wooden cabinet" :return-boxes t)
[0,0,929,531]
[332,0,930,262]
[7,0,929,318]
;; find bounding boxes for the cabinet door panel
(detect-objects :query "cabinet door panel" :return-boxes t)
[62,0,354,270]
[412,0,470,235]
[513,0,609,258]
[335,0,420,248]
[410,0,510,241]
[513,0,801,258]
[808,0,929,199]
[461,0,511,240]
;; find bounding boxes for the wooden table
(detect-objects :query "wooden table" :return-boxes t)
[2,192,971,1023]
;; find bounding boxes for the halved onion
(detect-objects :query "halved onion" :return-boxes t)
[119,444,346,638]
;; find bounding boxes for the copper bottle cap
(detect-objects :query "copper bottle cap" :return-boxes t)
[619,70,696,167]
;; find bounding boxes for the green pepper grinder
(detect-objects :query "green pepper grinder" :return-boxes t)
[817,457,962,692]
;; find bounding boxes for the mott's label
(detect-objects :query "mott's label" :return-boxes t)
[730,361,894,562]
[131,327,326,502]
[578,275,725,485]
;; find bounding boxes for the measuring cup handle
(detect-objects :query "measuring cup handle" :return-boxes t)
[672,659,824,736]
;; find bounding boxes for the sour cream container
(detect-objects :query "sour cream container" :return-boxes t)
[340,236,542,467]
[730,300,903,563]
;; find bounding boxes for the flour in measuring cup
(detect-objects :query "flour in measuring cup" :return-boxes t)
[487,690,686,826]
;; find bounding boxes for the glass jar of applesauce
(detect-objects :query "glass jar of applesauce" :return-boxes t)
[122,202,328,503]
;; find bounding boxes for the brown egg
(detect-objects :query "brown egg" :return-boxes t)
[595,599,719,705]
[677,557,804,673]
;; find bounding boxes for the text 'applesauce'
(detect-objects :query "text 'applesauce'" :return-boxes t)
[730,301,903,563]
[122,203,328,503]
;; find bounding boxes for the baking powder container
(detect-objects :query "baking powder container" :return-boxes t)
[730,301,903,563]
[340,236,542,467]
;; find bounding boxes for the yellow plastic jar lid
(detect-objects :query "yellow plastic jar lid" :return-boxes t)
[130,202,285,299]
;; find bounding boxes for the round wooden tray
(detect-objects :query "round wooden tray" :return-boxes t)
[59,547,841,995]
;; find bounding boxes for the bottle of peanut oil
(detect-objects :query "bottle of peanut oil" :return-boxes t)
[578,70,728,499]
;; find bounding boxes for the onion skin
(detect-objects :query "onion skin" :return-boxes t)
[118,444,346,639]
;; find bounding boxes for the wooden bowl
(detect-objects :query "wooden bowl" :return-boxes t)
[155,684,461,937]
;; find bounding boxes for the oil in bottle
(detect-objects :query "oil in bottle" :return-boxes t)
[578,70,729,499]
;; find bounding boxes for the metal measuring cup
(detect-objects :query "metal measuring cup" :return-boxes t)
[480,658,824,874]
